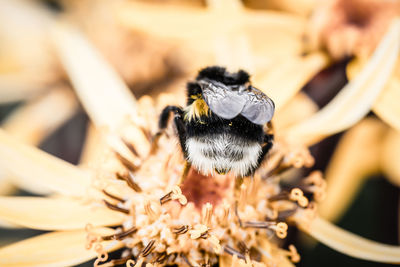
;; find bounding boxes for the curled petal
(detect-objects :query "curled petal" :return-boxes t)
[300,216,400,264]
[0,196,125,230]
[0,228,122,267]
[287,19,400,145]
[319,118,386,221]
[382,129,400,187]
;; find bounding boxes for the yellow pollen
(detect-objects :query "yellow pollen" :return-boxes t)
[184,97,210,122]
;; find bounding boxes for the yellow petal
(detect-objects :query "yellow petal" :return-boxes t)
[286,19,400,145]
[0,129,91,196]
[381,129,400,187]
[0,228,122,267]
[300,216,400,264]
[0,196,125,230]
[318,118,387,222]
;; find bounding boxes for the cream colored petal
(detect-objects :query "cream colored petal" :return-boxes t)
[0,228,122,267]
[348,55,400,132]
[0,129,91,196]
[300,216,400,263]
[52,22,150,157]
[2,86,77,145]
[0,196,125,230]
[0,74,49,104]
[79,123,105,166]
[381,129,400,187]
[255,53,328,111]
[373,74,400,132]
[0,87,77,196]
[286,19,400,146]
[273,92,318,131]
[318,118,387,222]
[51,23,136,131]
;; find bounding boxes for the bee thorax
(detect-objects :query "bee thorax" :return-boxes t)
[185,134,262,177]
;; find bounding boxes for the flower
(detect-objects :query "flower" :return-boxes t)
[1,1,400,266]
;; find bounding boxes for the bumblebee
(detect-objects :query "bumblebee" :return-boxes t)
[159,66,275,181]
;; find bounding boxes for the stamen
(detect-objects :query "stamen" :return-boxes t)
[243,221,274,229]
[208,235,221,254]
[234,201,243,227]
[189,224,208,239]
[144,201,158,221]
[238,184,247,208]
[287,244,300,263]
[223,245,246,260]
[290,188,309,207]
[126,259,136,267]
[181,253,195,267]
[141,239,156,257]
[94,244,109,267]
[268,192,289,202]
[115,151,140,172]
[122,138,140,157]
[102,189,125,202]
[172,225,189,235]
[101,226,137,241]
[202,202,213,226]
[116,172,142,192]
[104,200,130,214]
[274,222,288,239]
[155,252,168,263]
[160,186,187,205]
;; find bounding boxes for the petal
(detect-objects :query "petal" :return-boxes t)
[117,1,306,40]
[0,129,91,196]
[2,86,77,145]
[255,52,328,111]
[300,216,400,263]
[318,118,387,222]
[0,228,122,267]
[0,74,49,104]
[0,196,125,230]
[286,19,400,145]
[381,129,400,187]
[52,23,150,157]
[373,74,400,132]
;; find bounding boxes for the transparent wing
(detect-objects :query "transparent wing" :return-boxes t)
[199,80,246,119]
[240,86,275,125]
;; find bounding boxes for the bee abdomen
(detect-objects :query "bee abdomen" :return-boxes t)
[186,134,262,177]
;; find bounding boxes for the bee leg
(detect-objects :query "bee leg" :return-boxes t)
[150,105,185,154]
[234,176,244,199]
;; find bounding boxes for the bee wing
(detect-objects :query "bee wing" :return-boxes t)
[240,86,275,125]
[199,80,247,119]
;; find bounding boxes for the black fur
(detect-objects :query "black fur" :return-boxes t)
[196,66,250,86]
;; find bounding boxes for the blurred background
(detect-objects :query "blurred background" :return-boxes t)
[0,0,399,266]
